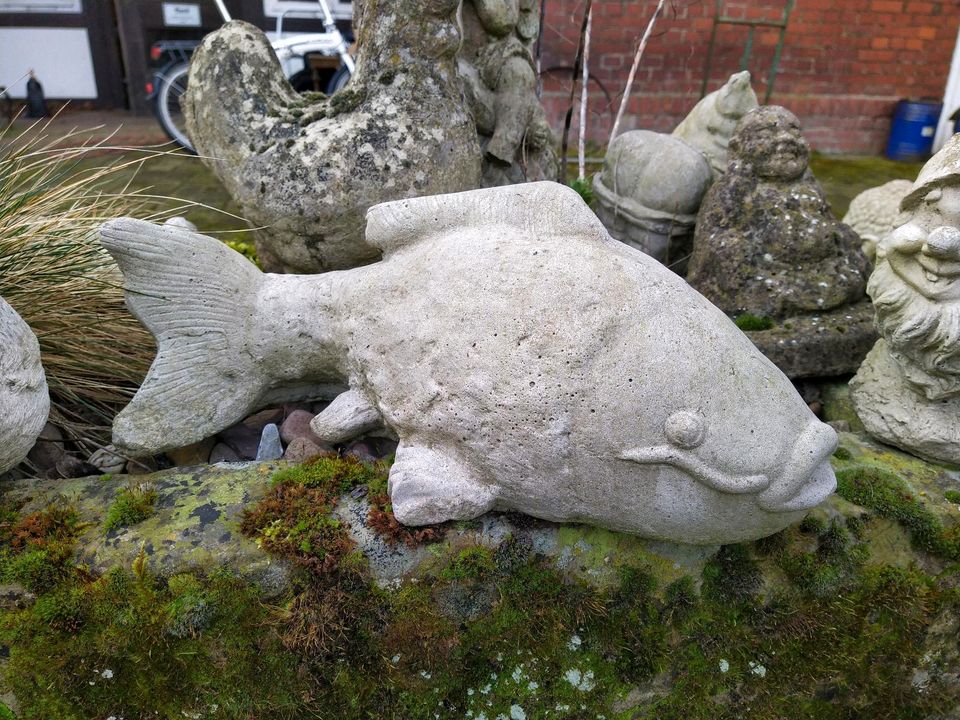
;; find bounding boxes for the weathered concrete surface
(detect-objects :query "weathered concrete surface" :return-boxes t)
[851,135,960,465]
[688,107,873,378]
[672,70,758,178]
[102,182,838,545]
[183,8,481,273]
[0,296,49,474]
[592,130,712,268]
[842,178,913,260]
[458,0,558,186]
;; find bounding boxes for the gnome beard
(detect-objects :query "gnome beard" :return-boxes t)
[869,259,960,400]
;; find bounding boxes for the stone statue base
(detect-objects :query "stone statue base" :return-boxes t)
[746,301,877,379]
[850,339,960,467]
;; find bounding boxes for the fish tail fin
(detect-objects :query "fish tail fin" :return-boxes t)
[100,218,267,454]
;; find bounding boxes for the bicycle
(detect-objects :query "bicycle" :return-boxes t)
[148,0,354,153]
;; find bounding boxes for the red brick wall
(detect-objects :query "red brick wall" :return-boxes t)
[540,0,960,154]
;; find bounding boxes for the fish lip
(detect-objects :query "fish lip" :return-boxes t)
[756,421,838,513]
[618,446,771,495]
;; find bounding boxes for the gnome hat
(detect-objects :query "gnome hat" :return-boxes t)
[900,133,960,213]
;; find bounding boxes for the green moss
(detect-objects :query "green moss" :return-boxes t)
[439,546,495,581]
[103,484,157,533]
[835,463,956,558]
[328,86,367,116]
[945,490,960,504]
[569,177,594,205]
[269,454,384,493]
[223,239,261,268]
[3,548,68,593]
[734,313,775,331]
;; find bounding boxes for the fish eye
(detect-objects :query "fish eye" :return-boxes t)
[665,410,707,449]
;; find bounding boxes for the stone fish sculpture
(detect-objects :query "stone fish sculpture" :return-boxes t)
[851,135,960,465]
[0,296,50,474]
[183,1,481,273]
[842,179,914,261]
[100,183,837,545]
[672,70,759,178]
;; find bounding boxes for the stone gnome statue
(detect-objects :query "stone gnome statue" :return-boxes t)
[842,179,914,261]
[672,70,758,178]
[183,1,481,273]
[687,106,875,378]
[0,296,49,474]
[100,183,838,546]
[851,134,960,465]
[458,0,558,185]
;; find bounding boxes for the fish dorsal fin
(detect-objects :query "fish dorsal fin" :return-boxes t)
[363,181,611,257]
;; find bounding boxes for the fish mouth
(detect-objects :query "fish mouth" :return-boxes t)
[619,420,837,513]
[756,421,838,513]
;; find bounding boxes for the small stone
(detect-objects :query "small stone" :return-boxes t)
[52,454,98,479]
[209,442,241,463]
[166,437,216,467]
[807,400,823,417]
[345,439,377,463]
[827,420,850,433]
[243,407,284,431]
[256,423,283,461]
[88,444,127,475]
[283,436,327,464]
[218,423,262,460]
[279,409,324,445]
[26,421,65,472]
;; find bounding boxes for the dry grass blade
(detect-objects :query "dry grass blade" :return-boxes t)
[0,118,196,460]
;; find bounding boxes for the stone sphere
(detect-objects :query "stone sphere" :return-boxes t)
[599,130,713,216]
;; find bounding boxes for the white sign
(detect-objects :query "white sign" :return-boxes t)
[0,27,96,98]
[162,3,201,27]
[262,0,352,21]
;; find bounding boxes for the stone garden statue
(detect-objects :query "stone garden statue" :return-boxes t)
[100,182,837,545]
[672,70,758,178]
[183,1,481,273]
[592,72,755,271]
[0,296,49,474]
[458,0,558,186]
[687,106,875,378]
[851,135,960,465]
[842,179,913,261]
[591,131,712,270]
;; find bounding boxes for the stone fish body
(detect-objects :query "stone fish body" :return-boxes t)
[100,183,837,545]
[0,296,49,474]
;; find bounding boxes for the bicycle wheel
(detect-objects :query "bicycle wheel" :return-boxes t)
[327,64,352,94]
[154,62,195,153]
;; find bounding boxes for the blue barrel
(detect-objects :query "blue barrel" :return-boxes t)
[886,99,942,161]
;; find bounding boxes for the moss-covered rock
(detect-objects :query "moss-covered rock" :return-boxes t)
[0,444,957,718]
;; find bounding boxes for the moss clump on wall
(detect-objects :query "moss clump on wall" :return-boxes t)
[102,484,157,533]
[734,313,775,331]
[2,454,958,718]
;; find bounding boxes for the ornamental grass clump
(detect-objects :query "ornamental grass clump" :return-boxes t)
[0,118,195,460]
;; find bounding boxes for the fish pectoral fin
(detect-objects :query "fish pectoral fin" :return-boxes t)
[388,443,495,526]
[310,389,383,444]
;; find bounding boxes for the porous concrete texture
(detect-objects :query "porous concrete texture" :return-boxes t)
[458,0,558,186]
[592,130,712,269]
[671,70,758,178]
[842,178,913,260]
[687,106,874,378]
[183,7,481,273]
[0,296,49,474]
[851,135,960,465]
[101,182,838,545]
